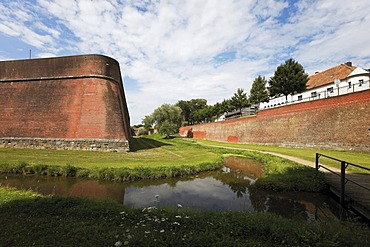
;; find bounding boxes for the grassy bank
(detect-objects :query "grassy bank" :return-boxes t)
[0,187,368,247]
[0,135,326,191]
[0,135,328,191]
[0,135,223,181]
[0,136,220,169]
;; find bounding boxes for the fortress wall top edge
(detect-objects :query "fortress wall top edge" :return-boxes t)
[0,54,121,83]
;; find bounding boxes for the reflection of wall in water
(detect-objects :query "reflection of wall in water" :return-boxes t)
[0,175,126,204]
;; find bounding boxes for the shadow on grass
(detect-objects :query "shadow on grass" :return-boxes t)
[0,195,124,246]
[255,166,327,192]
[130,137,172,152]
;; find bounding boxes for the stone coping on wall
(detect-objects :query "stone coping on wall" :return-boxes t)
[0,137,130,152]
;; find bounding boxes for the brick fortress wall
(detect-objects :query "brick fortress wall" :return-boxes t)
[0,54,131,152]
[180,90,370,152]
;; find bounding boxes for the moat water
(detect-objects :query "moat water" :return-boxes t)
[0,157,349,221]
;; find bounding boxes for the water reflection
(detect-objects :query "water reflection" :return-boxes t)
[0,157,344,221]
[124,176,252,211]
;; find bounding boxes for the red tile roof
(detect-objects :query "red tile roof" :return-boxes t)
[307,63,356,89]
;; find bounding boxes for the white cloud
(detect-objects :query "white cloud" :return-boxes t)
[0,0,369,124]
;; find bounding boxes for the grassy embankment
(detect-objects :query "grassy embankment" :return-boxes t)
[0,135,223,181]
[0,134,329,191]
[1,186,369,246]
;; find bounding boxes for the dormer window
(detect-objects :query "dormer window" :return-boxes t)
[327,87,333,93]
[298,95,302,101]
[359,79,363,86]
[311,91,317,98]
[348,81,352,88]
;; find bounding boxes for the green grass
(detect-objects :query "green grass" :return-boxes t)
[0,136,218,169]
[0,187,368,247]
[0,135,223,181]
[195,139,370,174]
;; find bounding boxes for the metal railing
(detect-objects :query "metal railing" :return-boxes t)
[315,153,370,204]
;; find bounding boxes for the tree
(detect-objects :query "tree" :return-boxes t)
[142,104,182,138]
[249,75,269,105]
[176,100,191,125]
[176,98,207,125]
[269,58,308,101]
[221,99,233,113]
[142,115,154,131]
[196,105,214,123]
[211,102,224,120]
[230,88,250,112]
[188,98,207,124]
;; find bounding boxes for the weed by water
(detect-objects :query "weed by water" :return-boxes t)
[64,164,78,177]
[33,164,48,175]
[12,161,30,174]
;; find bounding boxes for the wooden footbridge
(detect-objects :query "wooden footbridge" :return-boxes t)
[316,153,370,220]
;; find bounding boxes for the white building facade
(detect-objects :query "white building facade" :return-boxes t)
[260,62,370,109]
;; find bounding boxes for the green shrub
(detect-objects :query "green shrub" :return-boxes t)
[64,164,78,177]
[137,127,148,136]
[98,168,115,181]
[76,168,89,178]
[113,168,131,182]
[12,162,29,174]
[46,166,62,176]
[33,164,48,175]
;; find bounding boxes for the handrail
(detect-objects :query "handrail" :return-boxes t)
[315,153,370,205]
[346,161,370,171]
[316,153,344,163]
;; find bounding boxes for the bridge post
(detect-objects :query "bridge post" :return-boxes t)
[340,161,346,204]
[315,153,319,171]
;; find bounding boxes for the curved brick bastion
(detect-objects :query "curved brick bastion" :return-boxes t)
[0,54,131,152]
[180,90,370,152]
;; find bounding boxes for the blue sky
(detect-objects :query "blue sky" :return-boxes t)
[1,0,369,124]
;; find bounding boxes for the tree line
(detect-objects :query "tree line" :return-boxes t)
[140,58,308,137]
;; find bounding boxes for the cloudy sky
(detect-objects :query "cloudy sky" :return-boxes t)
[1,0,369,124]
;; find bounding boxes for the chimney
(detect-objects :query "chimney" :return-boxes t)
[345,61,352,67]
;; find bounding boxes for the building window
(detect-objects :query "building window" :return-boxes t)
[348,81,352,88]
[298,95,302,101]
[359,79,363,86]
[311,91,317,98]
[327,87,334,93]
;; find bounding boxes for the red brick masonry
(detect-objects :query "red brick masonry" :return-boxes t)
[180,90,370,152]
[0,54,131,152]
